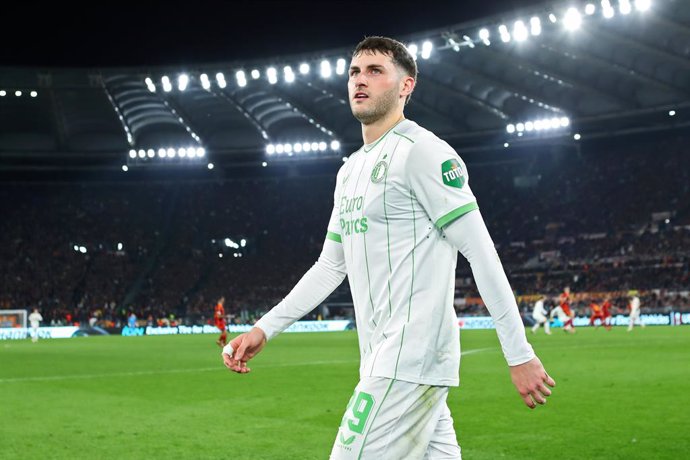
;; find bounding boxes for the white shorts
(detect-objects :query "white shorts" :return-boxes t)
[532,314,547,323]
[330,377,461,460]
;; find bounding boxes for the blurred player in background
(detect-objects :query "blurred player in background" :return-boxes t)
[601,296,613,330]
[559,286,576,332]
[531,295,551,334]
[215,297,227,347]
[28,308,42,343]
[589,299,606,329]
[628,292,644,331]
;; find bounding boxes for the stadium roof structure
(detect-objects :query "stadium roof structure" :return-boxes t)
[1,0,688,178]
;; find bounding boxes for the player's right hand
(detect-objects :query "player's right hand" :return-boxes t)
[222,327,267,374]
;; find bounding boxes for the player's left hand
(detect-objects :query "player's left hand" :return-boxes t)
[509,356,555,409]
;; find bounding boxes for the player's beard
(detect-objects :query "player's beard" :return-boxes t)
[351,85,400,125]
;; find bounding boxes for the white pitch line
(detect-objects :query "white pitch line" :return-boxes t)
[0,348,493,384]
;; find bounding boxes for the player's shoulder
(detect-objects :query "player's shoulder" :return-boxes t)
[399,120,462,168]
[396,120,451,150]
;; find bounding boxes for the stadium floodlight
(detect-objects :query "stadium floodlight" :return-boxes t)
[138,149,146,159]
[602,0,615,18]
[275,144,284,154]
[303,142,311,152]
[147,149,155,158]
[178,148,187,158]
[563,7,582,30]
[504,142,509,148]
[516,122,525,132]
[187,148,196,159]
[635,0,651,12]
[262,161,268,167]
[560,116,570,127]
[525,121,534,131]
[319,141,328,151]
[161,76,172,92]
[342,157,348,162]
[294,143,303,153]
[283,66,295,83]
[574,133,581,140]
[330,140,340,150]
[421,41,433,59]
[336,58,346,75]
[80,246,87,254]
[178,74,189,91]
[407,43,418,60]
[548,13,557,23]
[266,144,275,155]
[530,17,542,36]
[196,147,205,157]
[460,35,475,49]
[284,143,293,154]
[117,243,123,251]
[73,245,79,251]
[236,70,247,87]
[479,28,490,42]
[320,60,332,78]
[267,67,278,84]
[669,110,676,116]
[506,124,516,133]
[216,72,227,89]
[207,163,214,169]
[251,69,260,79]
[311,142,319,151]
[200,73,211,90]
[299,63,310,75]
[513,20,528,42]
[15,90,22,97]
[121,165,128,172]
[167,148,176,158]
[0,90,5,96]
[620,0,632,14]
[158,148,166,158]
[129,149,136,159]
[585,3,596,14]
[498,25,511,43]
[241,239,247,247]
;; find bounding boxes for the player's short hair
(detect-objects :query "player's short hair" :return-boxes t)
[352,36,417,104]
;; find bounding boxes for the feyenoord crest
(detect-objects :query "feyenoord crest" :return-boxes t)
[371,160,388,183]
[441,159,465,188]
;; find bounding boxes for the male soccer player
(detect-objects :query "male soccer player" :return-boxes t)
[214,297,228,347]
[628,292,644,331]
[28,308,42,343]
[221,36,555,459]
[589,299,606,328]
[559,286,576,332]
[531,295,551,334]
[601,296,613,330]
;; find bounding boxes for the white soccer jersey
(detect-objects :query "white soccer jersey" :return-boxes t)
[532,300,547,320]
[630,297,640,313]
[29,312,42,328]
[325,119,478,387]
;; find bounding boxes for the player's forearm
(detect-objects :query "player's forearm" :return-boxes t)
[254,239,346,340]
[445,210,535,366]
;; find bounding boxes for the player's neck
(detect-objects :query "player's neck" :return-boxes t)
[361,111,405,145]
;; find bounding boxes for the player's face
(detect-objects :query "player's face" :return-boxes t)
[348,51,405,125]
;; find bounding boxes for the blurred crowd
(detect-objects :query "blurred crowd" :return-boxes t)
[1,134,688,325]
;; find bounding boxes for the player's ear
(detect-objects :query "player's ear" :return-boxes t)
[400,75,415,100]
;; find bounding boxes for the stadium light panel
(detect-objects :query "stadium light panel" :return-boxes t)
[342,157,348,162]
[516,122,525,132]
[284,143,293,154]
[549,13,557,23]
[241,239,247,247]
[506,124,516,133]
[421,41,433,59]
[236,70,247,87]
[177,74,189,91]
[266,144,275,154]
[294,143,303,153]
[320,60,332,78]
[560,116,570,127]
[336,58,346,75]
[407,43,418,60]
[504,142,509,148]
[251,69,260,79]
[158,148,166,158]
[563,8,582,30]
[129,149,136,159]
[15,90,22,97]
[530,17,542,36]
[262,162,268,167]
[319,142,327,151]
[330,140,340,150]
[574,133,581,140]
[0,90,5,96]
[178,148,187,158]
[498,25,511,42]
[167,148,176,158]
[669,110,676,116]
[303,142,311,152]
[275,144,284,154]
[283,66,295,83]
[137,149,146,159]
[267,67,278,84]
[117,243,123,251]
[299,63,310,75]
[147,149,155,158]
[121,165,128,172]
[479,28,490,41]
[215,73,227,89]
[196,147,205,157]
[525,121,534,131]
[161,76,172,92]
[602,0,615,18]
[513,20,528,42]
[635,0,651,12]
[620,0,632,14]
[585,3,596,14]
[311,142,319,151]
[200,73,211,90]
[207,163,214,169]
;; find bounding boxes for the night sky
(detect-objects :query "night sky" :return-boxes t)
[2,0,544,67]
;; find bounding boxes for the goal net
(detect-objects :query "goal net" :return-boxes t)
[0,310,28,329]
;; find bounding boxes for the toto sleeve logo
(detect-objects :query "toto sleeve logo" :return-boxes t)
[441,159,465,188]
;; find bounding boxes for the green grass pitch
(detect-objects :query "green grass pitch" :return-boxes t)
[2,326,689,459]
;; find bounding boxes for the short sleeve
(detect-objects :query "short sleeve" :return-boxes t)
[325,166,344,243]
[406,135,478,229]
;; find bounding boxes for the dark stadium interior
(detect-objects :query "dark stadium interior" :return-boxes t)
[2,0,689,327]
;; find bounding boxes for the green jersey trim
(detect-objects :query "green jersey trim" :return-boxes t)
[326,231,342,243]
[363,119,406,153]
[393,131,414,143]
[357,379,395,460]
[435,202,479,228]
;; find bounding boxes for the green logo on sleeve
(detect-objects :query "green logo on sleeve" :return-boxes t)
[441,159,465,188]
